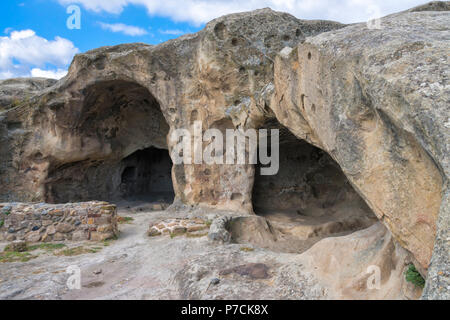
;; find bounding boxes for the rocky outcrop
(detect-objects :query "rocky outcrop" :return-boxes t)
[407,1,450,12]
[299,222,423,300]
[0,202,118,242]
[272,10,448,275]
[175,222,421,300]
[0,10,344,208]
[148,217,209,237]
[0,2,448,299]
[0,78,56,112]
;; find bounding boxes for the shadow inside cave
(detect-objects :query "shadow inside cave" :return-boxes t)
[119,147,174,203]
[44,80,174,205]
[245,119,378,253]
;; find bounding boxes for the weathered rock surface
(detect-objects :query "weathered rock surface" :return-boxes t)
[225,209,377,254]
[407,1,450,12]
[0,9,344,208]
[147,217,209,237]
[0,2,448,299]
[1,209,417,300]
[0,78,56,112]
[271,9,448,280]
[298,222,423,299]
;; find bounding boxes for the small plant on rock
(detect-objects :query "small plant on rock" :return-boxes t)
[117,216,134,224]
[405,264,425,288]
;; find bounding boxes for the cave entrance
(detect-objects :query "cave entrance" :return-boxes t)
[120,147,174,202]
[251,120,377,249]
[44,80,175,205]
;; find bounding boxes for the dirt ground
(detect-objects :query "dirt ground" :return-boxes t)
[0,203,420,300]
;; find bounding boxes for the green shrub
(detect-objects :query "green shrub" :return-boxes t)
[405,264,425,288]
[0,219,3,228]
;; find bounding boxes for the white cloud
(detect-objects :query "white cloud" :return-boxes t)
[9,30,35,40]
[59,0,129,14]
[98,22,148,36]
[58,0,428,25]
[0,70,14,79]
[0,29,78,79]
[158,29,185,35]
[31,68,68,79]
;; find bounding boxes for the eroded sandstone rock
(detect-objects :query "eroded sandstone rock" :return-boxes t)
[0,2,448,299]
[271,10,448,274]
[0,9,344,210]
[299,222,422,299]
[0,78,56,112]
[175,222,421,299]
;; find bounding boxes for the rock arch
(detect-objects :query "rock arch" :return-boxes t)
[41,80,172,203]
[0,6,446,290]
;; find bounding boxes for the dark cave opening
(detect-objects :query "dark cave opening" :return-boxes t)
[119,147,174,202]
[44,80,174,204]
[121,166,137,184]
[252,119,377,241]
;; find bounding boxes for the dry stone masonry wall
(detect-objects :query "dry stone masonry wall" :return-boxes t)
[0,202,118,242]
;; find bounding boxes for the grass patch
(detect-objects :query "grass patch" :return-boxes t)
[4,242,66,253]
[405,264,425,288]
[117,216,134,224]
[27,243,66,251]
[54,246,102,257]
[0,251,36,263]
[240,247,254,252]
[1,242,69,263]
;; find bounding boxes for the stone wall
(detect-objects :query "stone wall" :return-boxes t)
[0,202,118,242]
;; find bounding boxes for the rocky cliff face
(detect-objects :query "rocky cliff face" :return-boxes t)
[272,9,448,279]
[0,2,448,299]
[0,9,344,209]
[0,78,57,113]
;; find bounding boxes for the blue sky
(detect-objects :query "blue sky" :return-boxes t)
[0,0,428,79]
